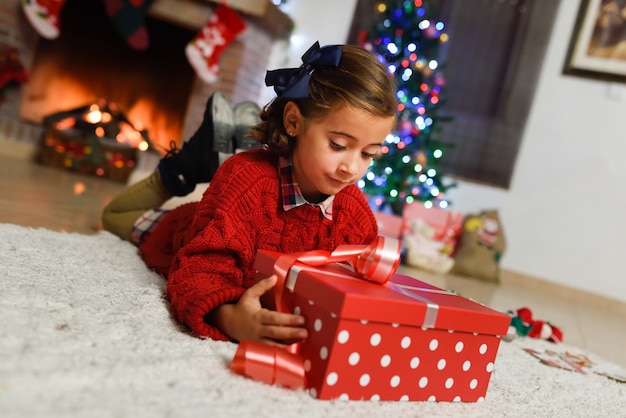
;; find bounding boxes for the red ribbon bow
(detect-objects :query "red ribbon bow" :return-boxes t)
[230,341,306,389]
[230,236,401,389]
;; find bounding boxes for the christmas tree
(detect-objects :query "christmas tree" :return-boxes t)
[358,0,454,215]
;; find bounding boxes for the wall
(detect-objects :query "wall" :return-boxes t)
[439,0,626,305]
[259,0,358,105]
[495,0,626,304]
[281,0,626,304]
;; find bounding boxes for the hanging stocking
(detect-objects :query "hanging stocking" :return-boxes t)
[104,0,154,50]
[0,44,28,104]
[0,44,28,90]
[185,4,247,84]
[21,0,66,40]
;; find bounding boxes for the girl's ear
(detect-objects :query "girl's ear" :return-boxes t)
[283,101,302,136]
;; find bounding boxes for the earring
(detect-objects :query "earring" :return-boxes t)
[289,131,295,137]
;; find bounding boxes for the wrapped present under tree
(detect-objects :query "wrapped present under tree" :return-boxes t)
[402,203,464,274]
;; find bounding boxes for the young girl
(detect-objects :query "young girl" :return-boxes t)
[102,41,397,345]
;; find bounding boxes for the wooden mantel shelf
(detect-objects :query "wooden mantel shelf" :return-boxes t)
[149,0,293,39]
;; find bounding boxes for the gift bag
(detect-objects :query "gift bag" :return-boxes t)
[373,211,404,239]
[452,209,506,282]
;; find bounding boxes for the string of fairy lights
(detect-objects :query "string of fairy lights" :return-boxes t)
[358,0,453,214]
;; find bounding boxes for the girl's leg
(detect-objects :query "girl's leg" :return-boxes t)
[101,171,170,242]
[157,91,234,196]
[102,91,235,242]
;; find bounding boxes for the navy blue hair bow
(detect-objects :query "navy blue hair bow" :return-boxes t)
[265,41,342,99]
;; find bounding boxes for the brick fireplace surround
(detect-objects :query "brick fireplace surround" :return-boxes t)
[0,0,288,159]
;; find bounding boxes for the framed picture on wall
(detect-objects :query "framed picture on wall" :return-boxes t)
[563,0,626,83]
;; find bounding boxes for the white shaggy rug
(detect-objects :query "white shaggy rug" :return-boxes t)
[1,223,625,418]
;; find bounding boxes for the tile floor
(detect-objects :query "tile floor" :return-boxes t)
[1,153,625,368]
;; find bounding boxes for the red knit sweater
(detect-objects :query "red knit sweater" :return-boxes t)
[140,149,378,340]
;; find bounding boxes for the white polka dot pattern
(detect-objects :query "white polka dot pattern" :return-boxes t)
[282,276,506,402]
[320,346,328,360]
[314,319,322,332]
[326,372,338,386]
[380,354,391,367]
[429,339,439,351]
[401,336,411,348]
[348,352,360,365]
[337,330,349,344]
[295,306,503,402]
[410,357,420,369]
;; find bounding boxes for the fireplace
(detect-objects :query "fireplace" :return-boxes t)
[0,0,289,165]
[20,0,197,152]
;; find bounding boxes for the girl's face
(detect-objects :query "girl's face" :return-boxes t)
[288,103,396,203]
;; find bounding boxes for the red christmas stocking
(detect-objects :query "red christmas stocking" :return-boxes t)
[0,45,29,90]
[185,4,247,84]
[21,0,66,39]
[104,0,154,50]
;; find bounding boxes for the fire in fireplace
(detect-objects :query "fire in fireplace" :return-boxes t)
[36,98,152,182]
[44,99,151,150]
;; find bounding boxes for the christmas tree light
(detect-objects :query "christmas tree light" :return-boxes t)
[358,0,455,215]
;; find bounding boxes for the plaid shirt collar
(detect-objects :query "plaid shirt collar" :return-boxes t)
[279,156,334,220]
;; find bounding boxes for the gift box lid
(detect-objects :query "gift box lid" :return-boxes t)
[255,250,511,336]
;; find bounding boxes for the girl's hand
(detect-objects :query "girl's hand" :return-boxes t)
[210,275,308,345]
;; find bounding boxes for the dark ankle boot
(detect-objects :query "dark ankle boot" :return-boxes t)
[232,101,262,151]
[157,92,234,196]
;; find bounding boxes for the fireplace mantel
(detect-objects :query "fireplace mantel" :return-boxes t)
[150,0,293,39]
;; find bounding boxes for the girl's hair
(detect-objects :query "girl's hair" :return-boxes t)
[250,44,397,156]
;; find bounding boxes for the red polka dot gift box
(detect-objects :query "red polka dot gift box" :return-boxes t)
[232,238,511,402]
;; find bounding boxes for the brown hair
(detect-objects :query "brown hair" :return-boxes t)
[249,44,397,156]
